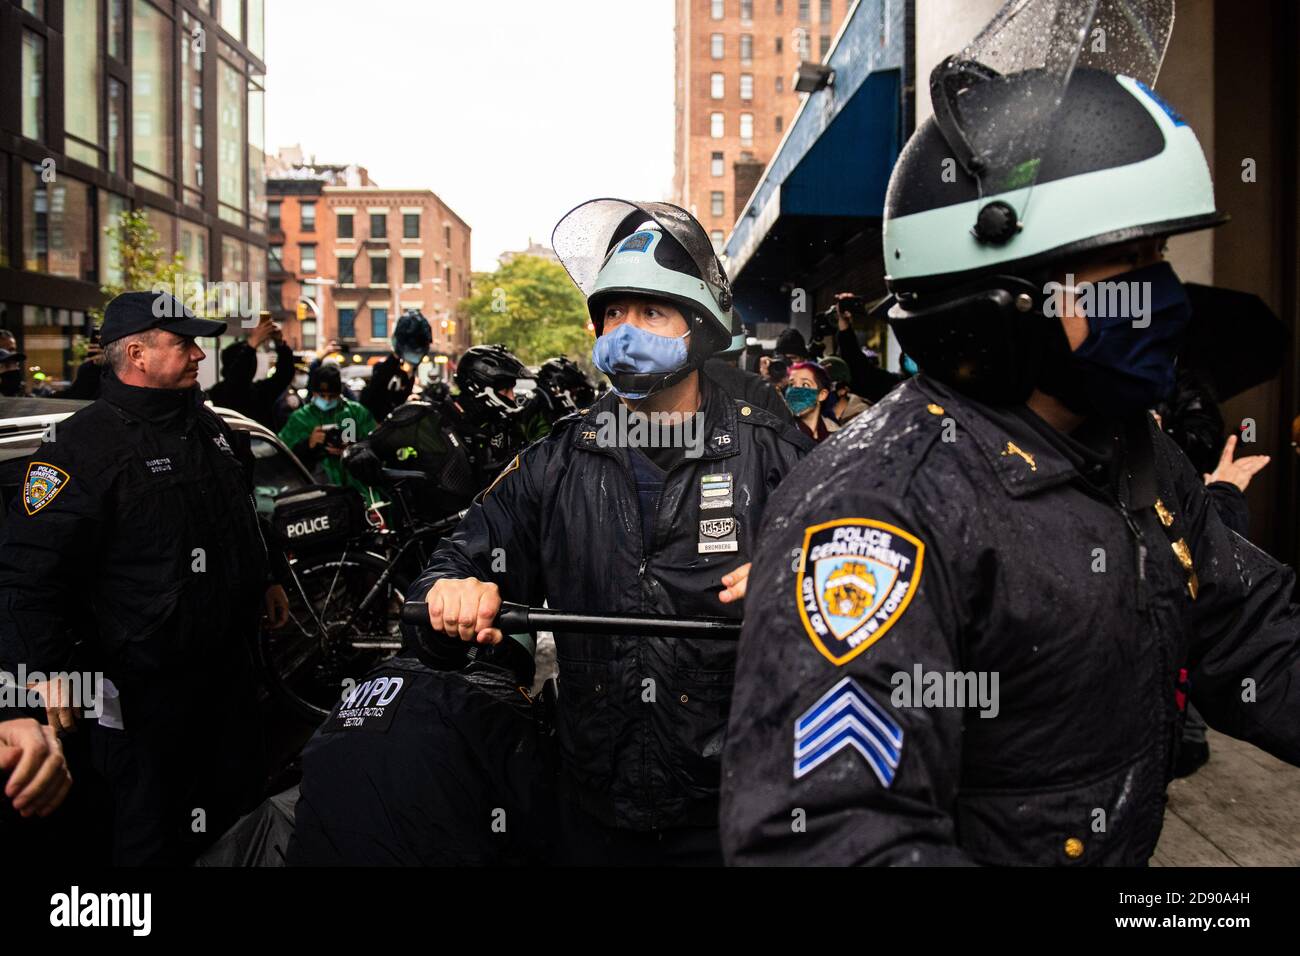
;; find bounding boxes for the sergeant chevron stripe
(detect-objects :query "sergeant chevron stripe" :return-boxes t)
[794,676,904,786]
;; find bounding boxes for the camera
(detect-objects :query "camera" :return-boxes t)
[320,424,346,450]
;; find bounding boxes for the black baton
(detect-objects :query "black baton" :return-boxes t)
[400,600,742,640]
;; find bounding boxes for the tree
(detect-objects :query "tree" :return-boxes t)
[459,255,593,371]
[92,208,196,326]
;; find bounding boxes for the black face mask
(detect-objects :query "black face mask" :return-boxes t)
[0,370,24,396]
[1041,262,1192,419]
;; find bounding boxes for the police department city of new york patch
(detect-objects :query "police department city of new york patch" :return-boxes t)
[23,461,69,516]
[797,518,924,666]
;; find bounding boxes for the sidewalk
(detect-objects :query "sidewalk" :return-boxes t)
[1153,730,1300,866]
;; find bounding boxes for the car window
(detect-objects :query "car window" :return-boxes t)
[250,435,311,515]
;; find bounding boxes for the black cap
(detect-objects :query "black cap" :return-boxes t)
[776,327,809,358]
[100,291,227,347]
[307,362,342,393]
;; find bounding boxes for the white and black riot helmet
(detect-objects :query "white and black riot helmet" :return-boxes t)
[882,0,1225,404]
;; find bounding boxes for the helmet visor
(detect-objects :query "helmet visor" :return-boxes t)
[552,198,732,314]
[931,0,1173,209]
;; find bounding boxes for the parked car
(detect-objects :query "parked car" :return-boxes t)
[0,397,314,518]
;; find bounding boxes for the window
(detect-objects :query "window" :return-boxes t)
[444,224,451,247]
[267,280,283,312]
[820,0,831,23]
[775,115,784,133]
[710,230,725,252]
[711,152,724,177]
[338,256,355,285]
[799,0,810,22]
[337,212,354,239]
[370,212,387,238]
[22,166,94,281]
[109,0,125,59]
[217,57,244,219]
[741,0,753,21]
[740,74,753,100]
[776,0,784,13]
[711,192,725,218]
[710,112,724,138]
[180,219,207,277]
[300,244,316,273]
[268,201,281,230]
[371,307,388,340]
[820,35,830,58]
[22,31,45,141]
[133,0,175,194]
[403,257,420,284]
[300,281,316,301]
[247,76,265,224]
[64,0,101,165]
[248,0,265,58]
[108,79,126,174]
[711,0,723,19]
[403,213,420,239]
[98,192,129,285]
[370,255,388,285]
[775,36,783,54]
[711,34,724,59]
[443,265,451,291]
[711,74,725,99]
[776,75,784,93]
[300,202,316,231]
[268,243,283,272]
[220,0,242,40]
[338,308,356,339]
[180,11,204,203]
[740,35,753,63]
[740,113,753,145]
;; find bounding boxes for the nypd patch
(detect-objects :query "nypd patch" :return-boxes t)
[23,461,69,516]
[794,676,903,785]
[797,518,924,666]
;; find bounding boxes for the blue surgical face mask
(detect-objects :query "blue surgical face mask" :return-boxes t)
[313,395,339,412]
[784,385,820,416]
[592,322,690,400]
[401,349,425,365]
[1060,261,1191,418]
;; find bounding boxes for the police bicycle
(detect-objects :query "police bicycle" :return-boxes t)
[262,469,466,720]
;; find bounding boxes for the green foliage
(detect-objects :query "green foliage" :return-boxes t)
[92,208,196,325]
[460,255,593,370]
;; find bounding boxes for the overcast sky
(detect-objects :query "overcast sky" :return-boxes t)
[264,0,676,273]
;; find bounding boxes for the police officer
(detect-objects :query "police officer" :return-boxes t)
[536,356,596,419]
[0,291,289,865]
[450,344,544,483]
[722,0,1300,865]
[412,200,810,864]
[361,309,432,424]
[288,633,551,865]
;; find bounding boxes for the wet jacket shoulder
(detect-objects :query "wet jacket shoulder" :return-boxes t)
[703,358,794,422]
[723,375,1300,866]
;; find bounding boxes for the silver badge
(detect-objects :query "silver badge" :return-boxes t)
[698,516,739,553]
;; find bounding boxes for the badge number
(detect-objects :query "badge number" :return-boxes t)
[796,518,924,666]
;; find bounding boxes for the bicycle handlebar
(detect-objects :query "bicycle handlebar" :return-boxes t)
[399,600,741,640]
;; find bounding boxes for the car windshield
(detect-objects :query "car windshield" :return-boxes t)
[249,434,310,515]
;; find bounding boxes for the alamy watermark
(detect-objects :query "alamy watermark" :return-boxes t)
[891,664,1000,719]
[151,276,264,327]
[0,666,104,718]
[1043,274,1154,328]
[581,405,705,459]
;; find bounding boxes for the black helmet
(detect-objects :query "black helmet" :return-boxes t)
[455,344,528,413]
[392,309,432,360]
[537,357,596,411]
[882,0,1223,405]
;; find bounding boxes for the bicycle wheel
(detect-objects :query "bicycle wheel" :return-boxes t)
[262,548,409,721]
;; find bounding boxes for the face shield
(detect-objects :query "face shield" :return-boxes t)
[931,0,1174,241]
[552,199,733,321]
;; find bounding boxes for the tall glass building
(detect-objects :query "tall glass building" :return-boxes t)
[0,0,267,388]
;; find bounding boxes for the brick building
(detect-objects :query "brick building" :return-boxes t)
[267,156,471,360]
[672,0,853,251]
